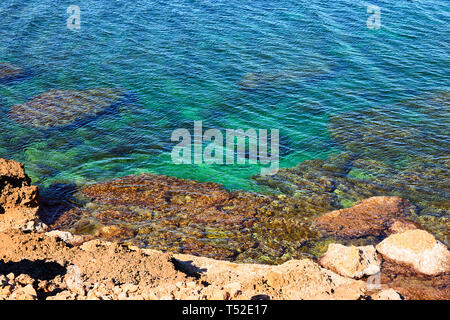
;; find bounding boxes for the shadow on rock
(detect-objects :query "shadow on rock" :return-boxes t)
[0,259,66,281]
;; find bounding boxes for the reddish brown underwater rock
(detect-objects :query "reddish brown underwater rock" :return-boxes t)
[9,88,125,129]
[315,196,417,238]
[0,63,24,82]
[380,258,450,300]
[0,159,39,232]
[53,174,284,260]
[80,174,267,229]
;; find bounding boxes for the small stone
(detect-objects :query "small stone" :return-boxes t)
[142,289,159,300]
[46,290,75,300]
[117,292,128,300]
[65,265,85,295]
[372,289,403,300]
[320,244,381,279]
[122,283,138,293]
[21,220,47,232]
[210,290,226,300]
[10,285,37,300]
[224,282,242,298]
[113,286,122,295]
[376,230,450,276]
[16,274,34,286]
[45,230,75,242]
[0,286,12,297]
[22,285,37,299]
[86,290,100,300]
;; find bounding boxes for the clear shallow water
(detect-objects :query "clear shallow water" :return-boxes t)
[0,0,449,193]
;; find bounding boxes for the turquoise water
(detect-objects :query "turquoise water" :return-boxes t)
[0,0,449,192]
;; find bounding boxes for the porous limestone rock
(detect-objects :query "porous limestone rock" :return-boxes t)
[0,158,39,232]
[319,243,381,279]
[372,289,403,300]
[376,229,450,276]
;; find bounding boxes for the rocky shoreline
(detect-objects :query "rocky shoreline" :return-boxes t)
[0,158,449,300]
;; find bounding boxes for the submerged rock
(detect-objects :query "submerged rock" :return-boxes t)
[9,88,126,129]
[51,173,320,263]
[319,244,380,279]
[315,196,416,239]
[0,158,39,232]
[324,95,449,239]
[379,258,450,300]
[0,62,25,83]
[376,230,450,276]
[372,289,403,300]
[254,151,449,245]
[328,99,449,162]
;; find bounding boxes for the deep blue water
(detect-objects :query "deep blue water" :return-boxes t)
[0,0,449,191]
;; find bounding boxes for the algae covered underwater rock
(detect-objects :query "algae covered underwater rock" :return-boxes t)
[9,88,127,129]
[0,62,26,83]
[315,196,417,238]
[50,173,321,264]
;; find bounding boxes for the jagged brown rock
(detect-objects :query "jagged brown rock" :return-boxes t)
[385,218,421,236]
[173,253,367,300]
[0,230,369,300]
[380,258,450,300]
[0,159,39,232]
